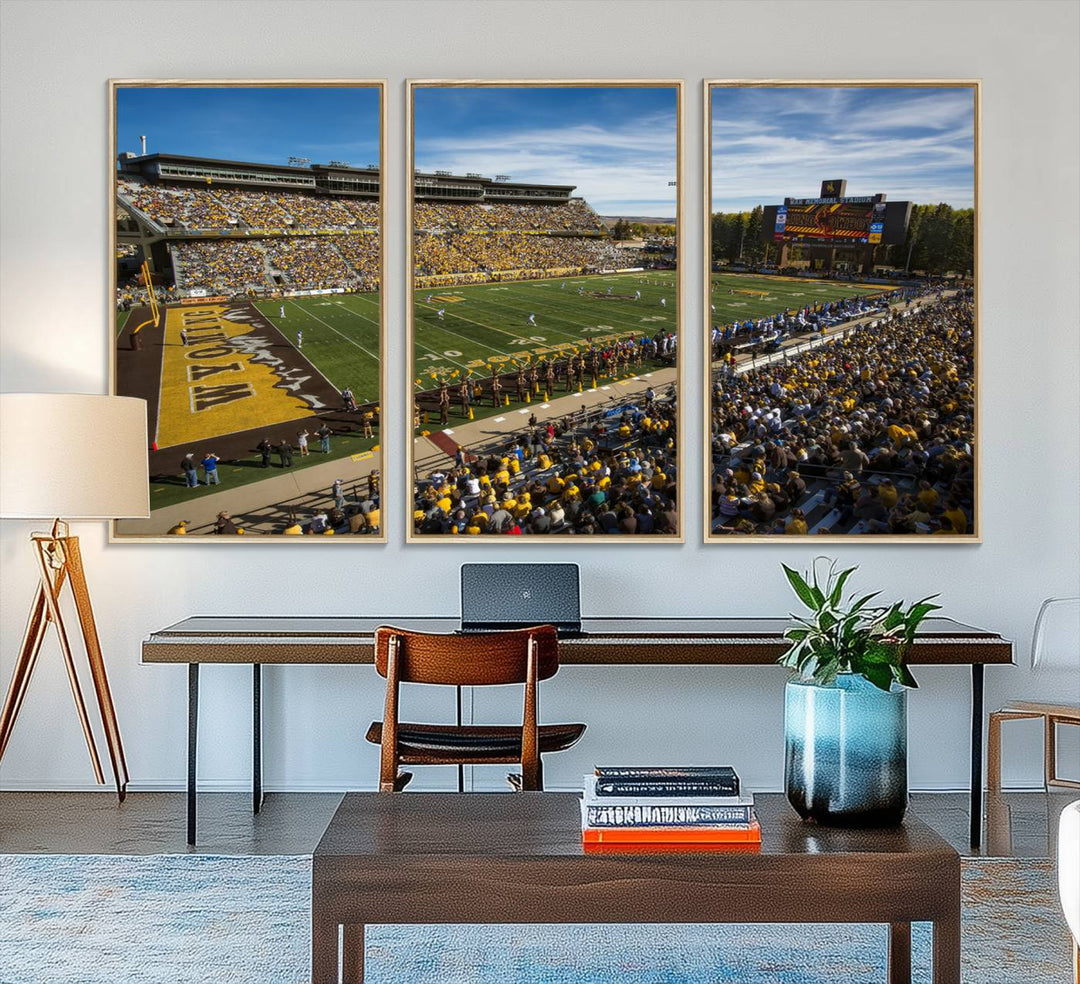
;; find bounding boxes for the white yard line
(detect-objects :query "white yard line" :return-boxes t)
[273,301,352,396]
[286,298,381,364]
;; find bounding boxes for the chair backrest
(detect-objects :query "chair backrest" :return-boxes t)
[374,625,560,686]
[1031,597,1080,671]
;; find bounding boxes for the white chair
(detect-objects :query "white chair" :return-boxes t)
[1059,799,1080,983]
[988,598,1080,791]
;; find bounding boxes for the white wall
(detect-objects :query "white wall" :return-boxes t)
[1,0,1077,795]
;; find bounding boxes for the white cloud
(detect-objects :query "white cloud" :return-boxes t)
[417,114,678,213]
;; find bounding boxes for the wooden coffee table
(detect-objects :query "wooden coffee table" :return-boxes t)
[312,791,960,984]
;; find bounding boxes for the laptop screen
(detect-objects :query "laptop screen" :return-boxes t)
[460,563,581,630]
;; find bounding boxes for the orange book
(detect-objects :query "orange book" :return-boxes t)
[582,818,761,845]
[583,840,761,855]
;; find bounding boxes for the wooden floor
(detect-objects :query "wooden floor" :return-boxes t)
[0,789,1073,858]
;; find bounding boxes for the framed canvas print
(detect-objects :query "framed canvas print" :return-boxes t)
[109,80,385,540]
[407,79,683,542]
[705,81,979,542]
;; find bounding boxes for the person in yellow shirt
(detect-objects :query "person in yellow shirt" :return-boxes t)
[942,499,968,534]
[916,480,940,511]
[167,520,188,535]
[785,508,808,535]
[877,480,898,509]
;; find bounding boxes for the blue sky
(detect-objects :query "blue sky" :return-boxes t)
[116,86,380,167]
[711,86,975,212]
[414,86,678,215]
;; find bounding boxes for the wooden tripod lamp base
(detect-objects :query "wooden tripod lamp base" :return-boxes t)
[0,520,129,800]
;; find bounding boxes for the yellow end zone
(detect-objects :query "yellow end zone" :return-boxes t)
[156,304,317,448]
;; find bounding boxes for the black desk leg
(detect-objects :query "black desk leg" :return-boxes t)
[187,663,199,847]
[253,664,263,815]
[456,684,465,793]
[969,663,984,848]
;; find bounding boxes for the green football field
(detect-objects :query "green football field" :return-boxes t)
[255,293,382,405]
[411,271,678,388]
[708,272,886,327]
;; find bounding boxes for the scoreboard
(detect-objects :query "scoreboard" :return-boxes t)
[773,199,886,245]
[762,186,911,247]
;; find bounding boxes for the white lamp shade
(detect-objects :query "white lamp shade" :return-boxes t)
[1031,597,1080,672]
[0,393,150,519]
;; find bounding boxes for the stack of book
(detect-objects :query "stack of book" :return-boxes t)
[581,766,760,848]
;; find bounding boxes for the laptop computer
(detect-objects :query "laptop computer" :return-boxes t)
[459,563,582,637]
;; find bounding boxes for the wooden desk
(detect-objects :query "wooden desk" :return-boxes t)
[311,791,961,984]
[141,616,1012,846]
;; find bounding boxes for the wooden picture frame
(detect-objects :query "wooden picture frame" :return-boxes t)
[108,79,387,542]
[406,79,684,543]
[703,80,980,543]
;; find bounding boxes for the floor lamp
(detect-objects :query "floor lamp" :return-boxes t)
[0,393,149,800]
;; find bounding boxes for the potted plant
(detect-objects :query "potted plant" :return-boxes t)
[779,559,941,826]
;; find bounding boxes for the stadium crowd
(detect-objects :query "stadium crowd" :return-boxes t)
[709,290,975,536]
[263,237,357,291]
[119,180,379,232]
[414,396,678,536]
[710,285,939,358]
[167,235,380,294]
[414,199,602,233]
[171,240,270,294]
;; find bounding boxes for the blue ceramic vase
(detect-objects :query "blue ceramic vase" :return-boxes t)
[784,672,908,826]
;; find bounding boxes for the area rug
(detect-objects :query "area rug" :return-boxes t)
[0,854,1070,983]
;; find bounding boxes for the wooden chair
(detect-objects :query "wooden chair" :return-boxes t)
[988,598,1080,792]
[365,625,586,792]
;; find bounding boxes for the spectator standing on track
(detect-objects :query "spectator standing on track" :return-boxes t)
[201,452,221,486]
[181,453,199,488]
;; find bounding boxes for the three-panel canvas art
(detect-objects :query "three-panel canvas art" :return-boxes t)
[110,79,978,542]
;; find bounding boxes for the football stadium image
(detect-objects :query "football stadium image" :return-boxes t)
[409,83,681,539]
[111,83,383,538]
[706,83,978,540]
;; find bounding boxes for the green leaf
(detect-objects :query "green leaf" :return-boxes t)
[862,663,894,692]
[849,591,881,613]
[782,564,819,610]
[895,664,919,689]
[882,604,905,632]
[829,566,856,607]
[861,643,896,664]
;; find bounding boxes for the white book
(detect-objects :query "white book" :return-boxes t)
[581,775,754,809]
